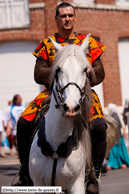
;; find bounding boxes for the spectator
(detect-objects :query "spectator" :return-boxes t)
[107,103,129,170]
[6,95,25,155]
[4,101,13,153]
[0,109,8,157]
[123,98,129,139]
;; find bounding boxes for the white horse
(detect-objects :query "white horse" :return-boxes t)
[29,34,94,194]
[29,35,119,194]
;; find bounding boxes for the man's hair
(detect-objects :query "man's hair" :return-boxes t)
[56,2,75,17]
[13,94,20,105]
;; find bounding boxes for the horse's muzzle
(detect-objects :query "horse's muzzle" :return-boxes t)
[62,103,80,118]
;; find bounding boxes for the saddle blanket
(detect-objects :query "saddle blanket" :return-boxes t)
[22,89,106,130]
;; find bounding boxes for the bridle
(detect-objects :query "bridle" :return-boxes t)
[50,66,91,189]
[53,66,90,109]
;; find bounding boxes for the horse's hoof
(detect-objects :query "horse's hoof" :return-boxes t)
[86,180,99,194]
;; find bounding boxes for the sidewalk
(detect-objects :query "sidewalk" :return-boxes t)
[0,136,129,165]
[0,146,20,165]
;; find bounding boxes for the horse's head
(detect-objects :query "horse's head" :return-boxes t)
[49,34,94,118]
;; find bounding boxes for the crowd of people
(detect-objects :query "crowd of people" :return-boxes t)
[0,95,25,157]
[106,102,129,170]
[100,99,129,175]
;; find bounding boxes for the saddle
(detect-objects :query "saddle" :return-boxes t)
[29,96,51,147]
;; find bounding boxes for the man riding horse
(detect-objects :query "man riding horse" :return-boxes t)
[14,3,107,194]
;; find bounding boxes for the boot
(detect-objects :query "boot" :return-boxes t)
[86,167,99,194]
[12,118,34,186]
[12,163,33,186]
[12,98,50,186]
[86,141,107,194]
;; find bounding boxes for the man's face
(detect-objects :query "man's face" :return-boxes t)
[16,96,22,106]
[55,6,76,31]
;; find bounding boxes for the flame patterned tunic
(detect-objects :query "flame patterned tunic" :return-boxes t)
[22,33,106,129]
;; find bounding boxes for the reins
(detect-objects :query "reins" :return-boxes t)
[51,113,88,188]
[41,59,91,189]
[46,67,91,188]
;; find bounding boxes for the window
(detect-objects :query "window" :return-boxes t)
[0,0,30,29]
[73,0,94,4]
[118,38,129,106]
[116,0,129,2]
[116,0,129,5]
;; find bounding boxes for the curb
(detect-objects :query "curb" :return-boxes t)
[0,159,20,165]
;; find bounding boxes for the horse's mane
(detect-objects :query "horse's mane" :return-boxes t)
[75,77,92,169]
[49,44,94,169]
[49,44,94,87]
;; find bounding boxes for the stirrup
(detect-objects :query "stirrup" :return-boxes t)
[85,168,99,194]
[11,164,28,186]
[85,168,98,182]
[11,173,28,186]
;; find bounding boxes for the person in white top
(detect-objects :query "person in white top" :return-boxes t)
[123,98,129,139]
[0,109,8,157]
[6,95,25,155]
[4,100,14,155]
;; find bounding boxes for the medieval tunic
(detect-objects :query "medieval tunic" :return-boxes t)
[22,33,106,130]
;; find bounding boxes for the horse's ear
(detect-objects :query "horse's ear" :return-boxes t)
[80,33,91,53]
[49,37,62,52]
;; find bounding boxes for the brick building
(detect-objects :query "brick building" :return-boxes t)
[0,0,129,111]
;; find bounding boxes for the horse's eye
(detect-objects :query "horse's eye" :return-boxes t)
[56,66,60,73]
[84,67,87,72]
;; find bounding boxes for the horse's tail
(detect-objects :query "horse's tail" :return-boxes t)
[104,114,120,159]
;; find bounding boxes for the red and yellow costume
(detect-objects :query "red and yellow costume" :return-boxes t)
[22,33,106,129]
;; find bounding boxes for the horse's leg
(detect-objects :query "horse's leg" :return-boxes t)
[67,179,85,194]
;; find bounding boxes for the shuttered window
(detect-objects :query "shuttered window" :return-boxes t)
[0,0,30,29]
